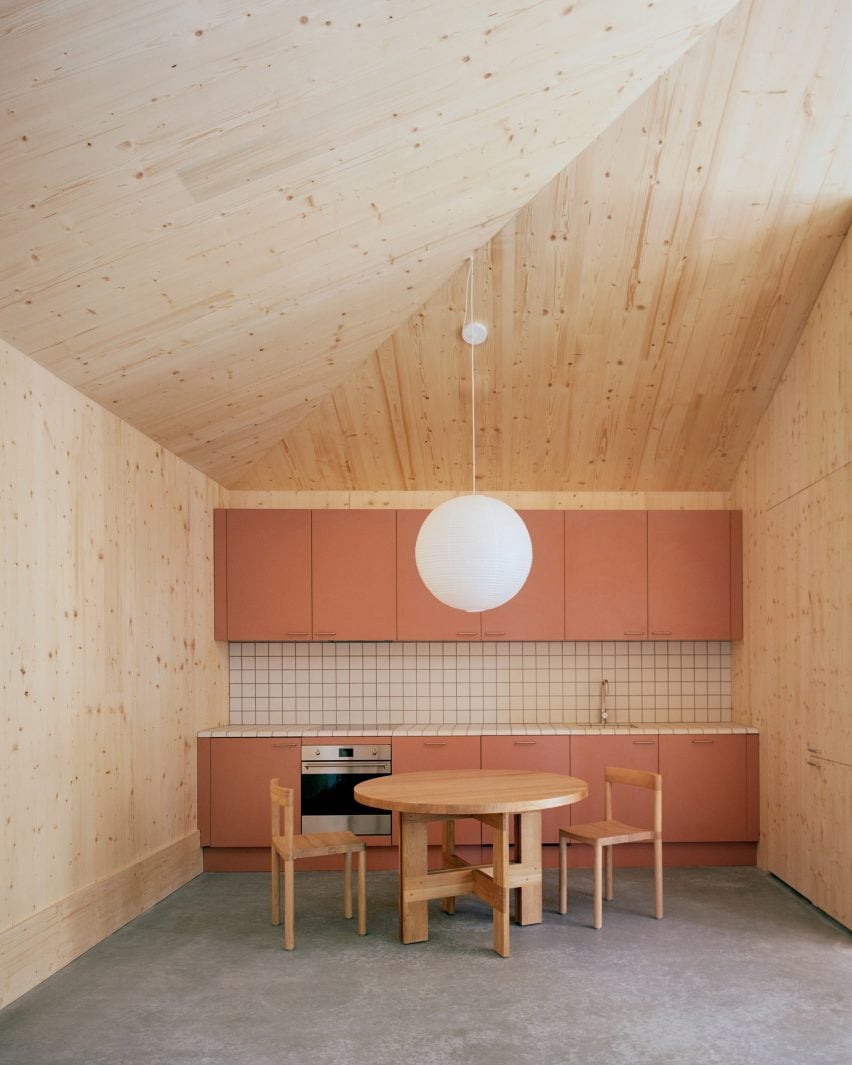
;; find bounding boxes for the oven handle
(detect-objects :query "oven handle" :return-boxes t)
[301,763,391,775]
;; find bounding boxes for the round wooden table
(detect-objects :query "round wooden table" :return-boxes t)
[355,768,588,957]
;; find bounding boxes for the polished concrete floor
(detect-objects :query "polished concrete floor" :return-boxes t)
[1,867,849,1065]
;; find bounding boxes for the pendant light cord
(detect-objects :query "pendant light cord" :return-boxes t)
[464,255,476,495]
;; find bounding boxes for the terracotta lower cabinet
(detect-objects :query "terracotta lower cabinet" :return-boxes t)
[391,737,482,845]
[659,735,748,841]
[480,736,572,843]
[569,735,660,829]
[312,510,397,640]
[209,737,301,848]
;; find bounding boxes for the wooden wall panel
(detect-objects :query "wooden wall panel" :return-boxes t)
[732,235,851,928]
[0,338,228,1003]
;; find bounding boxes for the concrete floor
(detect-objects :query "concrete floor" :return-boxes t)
[1,867,849,1065]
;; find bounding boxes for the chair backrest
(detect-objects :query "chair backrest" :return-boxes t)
[270,778,295,843]
[603,766,663,835]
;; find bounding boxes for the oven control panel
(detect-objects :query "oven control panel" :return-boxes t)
[301,744,392,762]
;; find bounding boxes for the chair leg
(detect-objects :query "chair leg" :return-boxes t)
[283,858,295,950]
[593,843,603,930]
[654,837,664,919]
[605,844,614,901]
[558,836,568,915]
[343,852,353,919]
[271,847,280,925]
[357,849,367,936]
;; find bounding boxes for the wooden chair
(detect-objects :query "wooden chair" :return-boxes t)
[270,778,367,950]
[558,767,663,929]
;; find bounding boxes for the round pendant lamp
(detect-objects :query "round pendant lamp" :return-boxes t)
[415,494,532,612]
[414,255,533,613]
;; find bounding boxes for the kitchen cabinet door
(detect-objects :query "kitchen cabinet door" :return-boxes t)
[482,511,565,641]
[481,736,572,843]
[396,510,482,641]
[647,511,732,639]
[312,510,397,640]
[659,735,747,842]
[210,738,301,847]
[391,737,482,845]
[221,509,312,640]
[564,511,648,639]
[569,735,659,829]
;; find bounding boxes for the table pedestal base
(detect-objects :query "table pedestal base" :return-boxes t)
[398,810,544,957]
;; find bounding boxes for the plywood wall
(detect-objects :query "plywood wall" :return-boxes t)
[0,339,228,1005]
[732,235,851,928]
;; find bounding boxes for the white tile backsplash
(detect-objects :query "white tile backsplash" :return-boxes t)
[229,641,732,726]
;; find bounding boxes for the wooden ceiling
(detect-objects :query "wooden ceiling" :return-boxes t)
[2,0,849,491]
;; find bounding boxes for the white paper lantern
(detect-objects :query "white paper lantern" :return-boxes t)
[415,495,533,612]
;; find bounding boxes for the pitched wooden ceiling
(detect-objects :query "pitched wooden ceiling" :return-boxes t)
[1,0,849,491]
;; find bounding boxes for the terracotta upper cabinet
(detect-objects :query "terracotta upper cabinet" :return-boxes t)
[396,510,482,641]
[564,511,648,639]
[482,510,565,641]
[648,511,734,640]
[219,509,312,640]
[312,510,397,640]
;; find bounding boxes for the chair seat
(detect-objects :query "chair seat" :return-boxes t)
[274,829,366,861]
[560,819,655,847]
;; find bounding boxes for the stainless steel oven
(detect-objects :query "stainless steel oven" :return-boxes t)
[301,744,392,835]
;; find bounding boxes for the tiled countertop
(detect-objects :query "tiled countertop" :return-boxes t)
[199,722,758,737]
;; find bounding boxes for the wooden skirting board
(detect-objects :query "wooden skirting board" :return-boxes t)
[205,842,757,874]
[0,833,202,1009]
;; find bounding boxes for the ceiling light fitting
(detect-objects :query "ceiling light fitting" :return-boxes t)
[414,255,532,613]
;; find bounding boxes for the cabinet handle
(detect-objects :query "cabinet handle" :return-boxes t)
[624,630,645,636]
[513,740,537,746]
[272,742,298,748]
[691,738,715,745]
[806,747,822,755]
[651,630,672,636]
[286,631,309,637]
[424,741,447,747]
[632,739,655,746]
[314,632,336,638]
[807,761,823,770]
[456,631,479,637]
[483,631,506,637]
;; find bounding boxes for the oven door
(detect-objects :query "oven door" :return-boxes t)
[301,761,392,835]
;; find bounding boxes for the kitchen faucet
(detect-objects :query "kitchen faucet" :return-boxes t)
[600,679,609,725]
